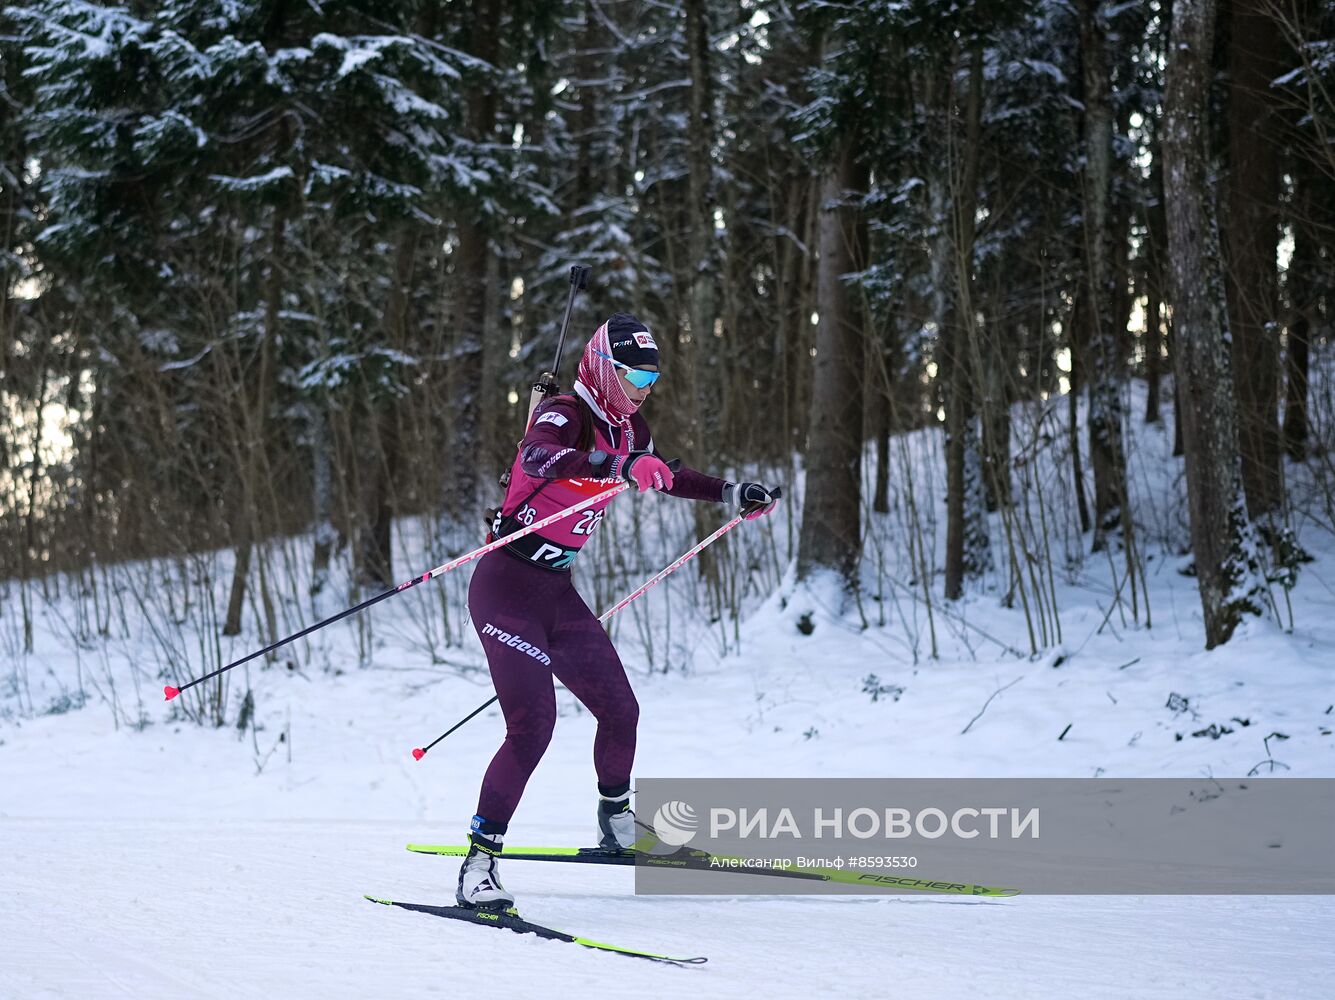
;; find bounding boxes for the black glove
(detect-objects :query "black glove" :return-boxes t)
[724,482,781,520]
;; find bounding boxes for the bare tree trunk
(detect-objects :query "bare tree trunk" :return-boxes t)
[797,133,866,593]
[686,0,718,425]
[981,326,1013,512]
[1066,292,1093,534]
[1163,0,1265,648]
[1172,337,1185,456]
[479,247,503,481]
[942,49,991,600]
[443,0,501,524]
[1283,170,1316,460]
[359,406,397,589]
[355,231,415,589]
[1224,0,1285,519]
[685,0,723,576]
[1144,152,1167,425]
[873,407,891,513]
[772,174,805,460]
[1078,0,1130,552]
[872,323,892,514]
[1145,305,1163,424]
[783,177,815,461]
[224,210,283,635]
[929,122,965,594]
[448,218,486,528]
[1283,304,1310,460]
[1149,0,1175,433]
[223,541,253,637]
[1278,4,1329,462]
[310,398,335,596]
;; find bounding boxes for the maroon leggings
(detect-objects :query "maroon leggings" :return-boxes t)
[467,549,639,826]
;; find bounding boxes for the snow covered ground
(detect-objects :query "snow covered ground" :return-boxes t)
[3,385,1334,997]
[4,817,1331,998]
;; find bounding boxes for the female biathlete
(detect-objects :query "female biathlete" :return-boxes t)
[457,312,779,909]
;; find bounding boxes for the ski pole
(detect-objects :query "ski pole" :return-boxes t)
[410,488,781,760]
[597,503,759,621]
[164,482,632,702]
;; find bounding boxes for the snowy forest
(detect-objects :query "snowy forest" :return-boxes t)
[3,1,1335,996]
[3,0,1333,671]
[3,0,1334,658]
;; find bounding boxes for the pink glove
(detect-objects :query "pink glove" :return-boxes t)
[622,453,675,493]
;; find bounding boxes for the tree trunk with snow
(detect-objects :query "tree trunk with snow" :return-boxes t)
[1162,0,1266,648]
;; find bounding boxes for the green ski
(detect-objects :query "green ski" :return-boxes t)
[364,895,706,965]
[406,843,1021,897]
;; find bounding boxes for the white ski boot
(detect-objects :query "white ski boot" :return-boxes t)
[456,833,514,910]
[598,791,638,852]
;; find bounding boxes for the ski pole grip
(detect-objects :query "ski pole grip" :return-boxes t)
[740,485,782,518]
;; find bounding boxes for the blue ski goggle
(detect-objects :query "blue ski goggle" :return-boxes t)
[594,349,661,389]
